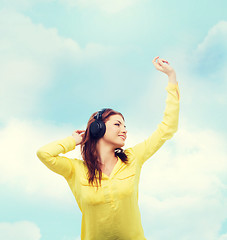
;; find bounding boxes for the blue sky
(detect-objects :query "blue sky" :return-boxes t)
[0,0,227,239]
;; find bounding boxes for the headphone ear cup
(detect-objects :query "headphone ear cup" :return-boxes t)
[90,120,106,139]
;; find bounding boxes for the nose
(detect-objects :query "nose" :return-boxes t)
[121,127,127,135]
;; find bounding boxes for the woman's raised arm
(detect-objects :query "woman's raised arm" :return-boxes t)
[127,57,180,167]
[36,130,85,179]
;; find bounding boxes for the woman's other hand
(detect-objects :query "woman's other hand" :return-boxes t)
[152,56,176,78]
[72,130,85,146]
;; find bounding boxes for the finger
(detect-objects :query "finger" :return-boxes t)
[158,58,169,66]
[79,130,86,135]
[160,58,168,61]
[160,58,169,64]
[153,58,161,66]
[153,62,162,69]
[153,59,163,69]
[157,58,165,66]
[75,130,85,134]
[152,61,159,67]
[152,56,159,64]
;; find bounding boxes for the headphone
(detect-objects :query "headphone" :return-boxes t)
[89,108,107,139]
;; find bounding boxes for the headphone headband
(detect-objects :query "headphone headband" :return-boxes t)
[94,108,107,120]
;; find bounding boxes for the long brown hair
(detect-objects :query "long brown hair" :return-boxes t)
[80,108,128,189]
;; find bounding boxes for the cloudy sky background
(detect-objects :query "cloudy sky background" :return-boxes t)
[0,0,227,239]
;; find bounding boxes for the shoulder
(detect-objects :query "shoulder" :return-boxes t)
[124,148,135,163]
[124,147,133,156]
[69,158,88,178]
[71,157,84,167]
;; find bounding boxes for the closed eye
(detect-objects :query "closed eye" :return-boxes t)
[115,123,120,126]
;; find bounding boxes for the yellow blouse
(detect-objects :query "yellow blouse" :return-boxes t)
[36,81,180,240]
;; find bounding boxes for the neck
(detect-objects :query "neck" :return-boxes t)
[96,139,117,165]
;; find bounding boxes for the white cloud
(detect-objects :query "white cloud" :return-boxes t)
[0,9,119,123]
[0,118,84,204]
[150,21,227,106]
[0,0,54,11]
[138,124,227,240]
[60,0,146,14]
[196,21,227,53]
[219,234,227,240]
[0,221,41,240]
[191,20,227,80]
[1,0,146,13]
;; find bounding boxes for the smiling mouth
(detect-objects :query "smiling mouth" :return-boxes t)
[119,136,126,140]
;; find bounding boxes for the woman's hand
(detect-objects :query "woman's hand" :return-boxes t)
[152,56,176,77]
[72,130,85,146]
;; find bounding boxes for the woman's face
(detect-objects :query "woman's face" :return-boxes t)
[103,114,127,148]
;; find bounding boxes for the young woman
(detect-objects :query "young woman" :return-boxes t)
[36,56,180,240]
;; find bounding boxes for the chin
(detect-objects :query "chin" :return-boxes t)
[118,142,125,148]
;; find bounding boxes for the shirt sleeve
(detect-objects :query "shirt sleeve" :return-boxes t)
[128,81,180,168]
[36,136,76,179]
